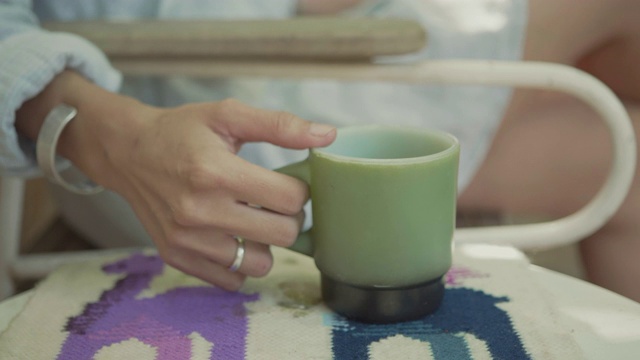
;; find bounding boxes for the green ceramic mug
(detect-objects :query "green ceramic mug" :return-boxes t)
[278,125,460,323]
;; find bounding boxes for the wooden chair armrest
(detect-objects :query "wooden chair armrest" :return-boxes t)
[44,17,427,62]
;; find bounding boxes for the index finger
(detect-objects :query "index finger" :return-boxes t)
[227,155,309,216]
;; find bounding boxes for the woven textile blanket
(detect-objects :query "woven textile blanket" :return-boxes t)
[0,245,582,359]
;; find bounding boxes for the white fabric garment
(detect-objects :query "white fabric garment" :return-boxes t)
[0,0,528,246]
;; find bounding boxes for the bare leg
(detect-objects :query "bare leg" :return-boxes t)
[459,0,640,301]
[578,30,640,102]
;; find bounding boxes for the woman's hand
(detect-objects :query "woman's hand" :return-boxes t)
[102,100,336,290]
[16,71,336,290]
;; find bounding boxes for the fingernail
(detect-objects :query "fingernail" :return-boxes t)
[309,123,336,137]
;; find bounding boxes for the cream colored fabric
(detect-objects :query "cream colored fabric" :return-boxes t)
[0,245,582,359]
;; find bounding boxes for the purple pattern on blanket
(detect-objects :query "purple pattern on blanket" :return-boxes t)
[445,266,488,286]
[56,253,258,360]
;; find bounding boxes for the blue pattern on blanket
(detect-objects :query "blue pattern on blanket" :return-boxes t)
[327,288,530,359]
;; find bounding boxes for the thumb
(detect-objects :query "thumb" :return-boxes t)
[216,100,337,149]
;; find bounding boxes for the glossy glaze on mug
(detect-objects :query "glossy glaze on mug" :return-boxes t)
[307,126,459,287]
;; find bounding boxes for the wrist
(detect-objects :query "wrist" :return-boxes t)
[58,79,157,189]
[36,104,104,194]
[16,70,157,189]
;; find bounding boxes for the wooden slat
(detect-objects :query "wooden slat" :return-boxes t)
[43,17,427,61]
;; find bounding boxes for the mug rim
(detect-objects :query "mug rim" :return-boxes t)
[311,125,459,165]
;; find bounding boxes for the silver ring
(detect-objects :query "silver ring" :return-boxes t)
[228,236,245,272]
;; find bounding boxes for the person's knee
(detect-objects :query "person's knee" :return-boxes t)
[524,0,636,64]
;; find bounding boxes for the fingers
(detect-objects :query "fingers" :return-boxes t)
[120,190,250,291]
[190,99,323,216]
[163,249,248,291]
[159,227,273,290]
[210,99,337,149]
[170,195,305,248]
[166,228,275,278]
[177,151,309,218]
[228,205,305,248]
[225,156,310,216]
[160,201,304,278]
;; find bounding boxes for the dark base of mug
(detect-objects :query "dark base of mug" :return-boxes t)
[321,274,445,324]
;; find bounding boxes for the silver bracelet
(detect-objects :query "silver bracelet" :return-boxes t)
[36,104,104,195]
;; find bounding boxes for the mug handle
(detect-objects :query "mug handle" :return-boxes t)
[268,60,635,251]
[274,159,315,256]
